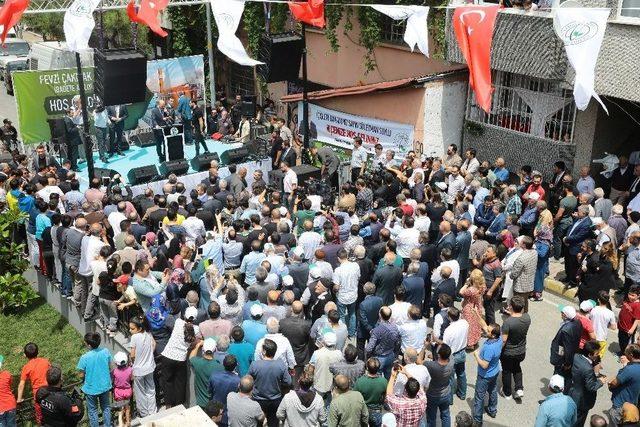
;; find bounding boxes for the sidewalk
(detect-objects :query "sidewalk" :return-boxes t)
[543,258,578,300]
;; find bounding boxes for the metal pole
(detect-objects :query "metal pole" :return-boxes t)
[75,52,95,181]
[206,3,216,107]
[301,23,310,153]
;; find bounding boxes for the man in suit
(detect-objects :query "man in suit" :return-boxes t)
[430,266,456,312]
[628,164,640,207]
[151,100,168,162]
[357,282,383,360]
[550,305,583,392]
[63,109,82,171]
[435,221,456,262]
[107,104,128,156]
[455,219,472,288]
[563,205,593,287]
[33,144,61,173]
[609,156,634,205]
[280,140,296,167]
[372,252,403,305]
[176,92,192,146]
[549,160,567,211]
[569,340,606,427]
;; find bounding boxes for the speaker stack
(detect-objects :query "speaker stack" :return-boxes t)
[221,147,250,165]
[127,165,158,185]
[190,152,220,172]
[94,49,147,106]
[256,32,304,83]
[131,131,156,147]
[268,164,321,190]
[93,168,119,180]
[241,95,257,118]
[159,159,190,178]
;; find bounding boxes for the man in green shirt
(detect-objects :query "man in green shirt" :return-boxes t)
[294,199,316,234]
[328,374,369,427]
[189,338,223,408]
[353,358,387,427]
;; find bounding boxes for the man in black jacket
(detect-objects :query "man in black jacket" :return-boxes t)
[36,365,84,427]
[279,301,312,378]
[550,305,583,392]
[63,109,82,172]
[569,340,607,427]
[106,104,128,156]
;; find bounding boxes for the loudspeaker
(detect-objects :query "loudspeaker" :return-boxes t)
[241,95,257,118]
[94,49,147,106]
[190,152,220,172]
[268,164,321,190]
[221,147,250,165]
[159,159,189,177]
[94,168,118,180]
[166,135,184,161]
[256,32,304,83]
[131,131,155,147]
[127,165,158,185]
[47,117,66,144]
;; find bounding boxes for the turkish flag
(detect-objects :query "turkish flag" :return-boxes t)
[288,0,325,28]
[0,0,29,44]
[127,0,168,37]
[453,5,501,113]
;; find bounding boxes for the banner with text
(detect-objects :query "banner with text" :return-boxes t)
[298,102,414,154]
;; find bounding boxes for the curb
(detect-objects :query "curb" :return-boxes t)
[543,277,577,301]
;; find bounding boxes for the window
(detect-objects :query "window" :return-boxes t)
[466,71,577,143]
[618,0,640,20]
[380,15,407,45]
[228,61,255,96]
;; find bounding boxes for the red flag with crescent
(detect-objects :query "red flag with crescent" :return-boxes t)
[288,0,325,28]
[127,0,169,37]
[453,5,501,113]
[0,0,29,44]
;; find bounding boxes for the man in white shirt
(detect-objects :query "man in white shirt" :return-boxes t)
[389,286,412,325]
[281,162,298,206]
[447,166,466,207]
[589,293,617,357]
[385,215,420,260]
[350,136,368,183]
[399,306,429,353]
[393,347,431,395]
[461,148,480,177]
[333,248,360,338]
[442,307,469,400]
[298,220,323,261]
[254,317,296,370]
[77,224,109,312]
[37,177,66,213]
[107,201,127,235]
[414,205,431,234]
[182,207,206,245]
[431,249,460,285]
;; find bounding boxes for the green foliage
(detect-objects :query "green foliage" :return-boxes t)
[357,1,382,73]
[0,209,37,313]
[243,2,265,56]
[270,4,289,34]
[170,5,208,56]
[23,13,64,41]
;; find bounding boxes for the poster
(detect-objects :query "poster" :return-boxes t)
[298,102,414,154]
[12,55,206,145]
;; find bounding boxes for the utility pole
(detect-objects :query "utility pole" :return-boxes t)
[301,23,309,153]
[206,3,216,108]
[75,52,95,181]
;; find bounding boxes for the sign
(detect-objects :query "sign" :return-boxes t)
[298,102,414,154]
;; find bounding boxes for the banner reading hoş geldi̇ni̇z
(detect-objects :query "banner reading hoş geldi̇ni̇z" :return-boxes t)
[298,102,414,154]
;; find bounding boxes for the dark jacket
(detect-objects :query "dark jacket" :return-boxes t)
[36,386,84,427]
[569,353,603,412]
[550,319,583,368]
[431,277,457,309]
[358,295,383,339]
[454,230,472,270]
[373,265,403,305]
[107,105,129,128]
[280,315,312,366]
[435,233,456,259]
[565,217,593,256]
[402,275,425,308]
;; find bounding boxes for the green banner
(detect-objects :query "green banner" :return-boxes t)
[13,67,100,145]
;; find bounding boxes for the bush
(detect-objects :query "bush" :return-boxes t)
[0,209,37,313]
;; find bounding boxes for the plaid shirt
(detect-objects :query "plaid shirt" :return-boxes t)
[505,194,522,217]
[386,390,427,427]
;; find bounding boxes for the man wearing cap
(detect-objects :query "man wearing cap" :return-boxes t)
[189,338,223,409]
[242,304,268,346]
[593,216,618,249]
[550,305,583,390]
[310,332,344,403]
[534,374,577,427]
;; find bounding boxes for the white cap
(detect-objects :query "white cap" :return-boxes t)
[549,374,565,391]
[435,182,447,191]
[381,412,397,427]
[323,332,337,346]
[185,306,198,321]
[250,304,264,317]
[292,247,305,258]
[309,267,322,280]
[528,192,540,201]
[591,217,603,226]
[203,338,217,354]
[279,206,288,217]
[560,305,576,319]
[114,351,128,366]
[580,300,595,312]
[282,275,294,287]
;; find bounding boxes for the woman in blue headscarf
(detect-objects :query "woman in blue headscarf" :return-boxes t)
[532,225,553,302]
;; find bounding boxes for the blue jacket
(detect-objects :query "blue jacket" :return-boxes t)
[454,231,472,269]
[486,213,507,237]
[402,275,425,308]
[358,295,383,339]
[177,95,192,120]
[475,204,496,229]
[565,217,593,255]
[534,393,577,427]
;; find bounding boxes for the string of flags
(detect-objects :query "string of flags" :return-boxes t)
[0,0,611,113]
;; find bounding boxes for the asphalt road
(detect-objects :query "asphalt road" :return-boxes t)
[448,288,621,427]
[0,80,19,126]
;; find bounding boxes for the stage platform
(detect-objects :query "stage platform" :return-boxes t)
[75,139,243,188]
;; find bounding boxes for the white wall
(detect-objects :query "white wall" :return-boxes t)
[422,79,468,158]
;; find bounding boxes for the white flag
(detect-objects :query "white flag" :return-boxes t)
[372,5,430,57]
[210,0,263,66]
[554,7,609,112]
[64,0,101,53]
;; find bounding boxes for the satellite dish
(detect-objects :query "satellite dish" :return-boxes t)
[552,0,582,38]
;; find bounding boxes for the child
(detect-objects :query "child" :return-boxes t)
[114,262,138,313]
[0,354,17,427]
[16,342,50,425]
[112,352,133,427]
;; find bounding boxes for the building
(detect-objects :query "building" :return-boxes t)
[444,5,640,177]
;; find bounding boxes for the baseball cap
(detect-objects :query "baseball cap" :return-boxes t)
[185,306,198,321]
[580,300,595,312]
[282,275,294,287]
[279,206,288,217]
[435,182,447,191]
[309,267,322,280]
[381,412,397,427]
[114,351,128,366]
[203,338,217,354]
[323,332,337,346]
[292,247,305,258]
[559,305,576,319]
[549,374,565,391]
[250,304,264,317]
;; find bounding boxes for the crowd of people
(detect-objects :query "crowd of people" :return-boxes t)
[0,128,639,427]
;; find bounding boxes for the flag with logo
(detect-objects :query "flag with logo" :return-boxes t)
[127,0,169,37]
[554,8,609,112]
[210,0,263,66]
[453,4,501,113]
[64,0,101,52]
[288,0,325,28]
[0,0,29,44]
[372,5,430,57]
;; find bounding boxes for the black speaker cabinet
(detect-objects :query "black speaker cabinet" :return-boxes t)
[166,135,184,161]
[268,164,321,190]
[47,117,66,144]
[256,32,304,83]
[241,95,257,118]
[159,159,189,177]
[131,131,155,147]
[127,164,158,185]
[221,147,250,165]
[190,152,220,172]
[93,167,118,180]
[94,49,147,106]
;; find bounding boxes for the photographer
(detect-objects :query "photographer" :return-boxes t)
[385,362,427,426]
[36,365,84,427]
[310,144,340,190]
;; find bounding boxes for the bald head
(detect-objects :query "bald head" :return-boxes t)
[334,375,350,392]
[124,235,136,247]
[324,301,337,314]
[441,266,452,279]
[89,223,102,236]
[291,300,303,314]
[75,217,87,230]
[384,252,396,266]
[239,375,254,394]
[404,347,418,363]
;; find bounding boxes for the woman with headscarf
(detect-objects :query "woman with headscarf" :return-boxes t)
[459,269,486,349]
[532,225,552,302]
[199,264,223,311]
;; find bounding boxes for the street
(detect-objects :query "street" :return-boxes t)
[0,81,19,127]
[448,287,621,426]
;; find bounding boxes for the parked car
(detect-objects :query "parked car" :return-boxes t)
[4,59,27,95]
[0,38,30,81]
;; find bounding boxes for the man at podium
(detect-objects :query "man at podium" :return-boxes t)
[151,100,169,163]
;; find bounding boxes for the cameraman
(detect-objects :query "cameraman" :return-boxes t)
[36,365,84,427]
[310,144,340,190]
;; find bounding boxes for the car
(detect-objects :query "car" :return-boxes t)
[0,38,30,81]
[4,59,27,95]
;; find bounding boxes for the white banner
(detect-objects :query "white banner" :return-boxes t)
[554,7,609,112]
[372,5,430,57]
[210,0,263,66]
[64,0,101,52]
[299,102,414,154]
